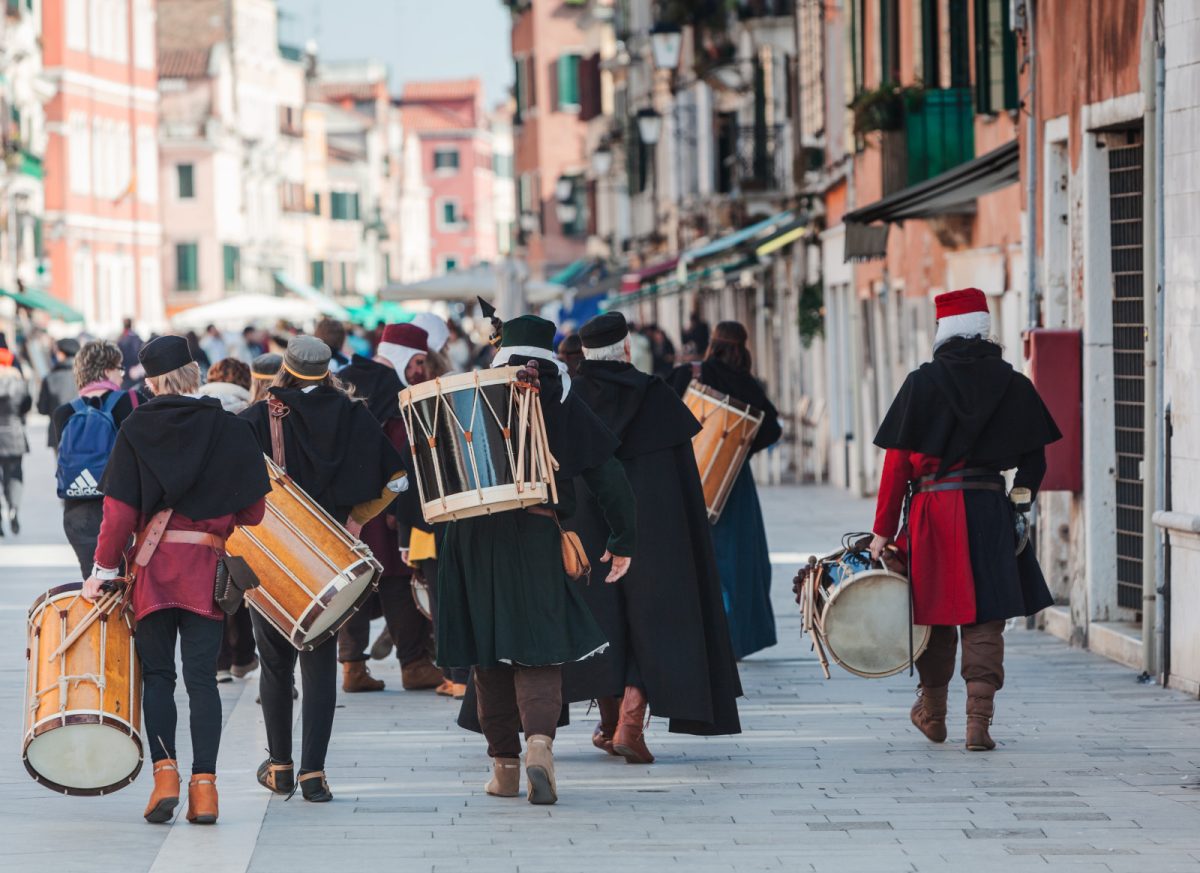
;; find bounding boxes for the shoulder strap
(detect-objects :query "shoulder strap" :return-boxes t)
[101,391,124,413]
[126,388,140,409]
[134,508,175,568]
[70,397,88,414]
[267,397,288,469]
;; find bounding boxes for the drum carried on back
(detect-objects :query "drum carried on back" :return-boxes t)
[227,458,382,651]
[794,535,930,679]
[684,382,764,523]
[399,367,555,525]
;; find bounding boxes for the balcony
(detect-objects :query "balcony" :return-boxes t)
[718,124,790,196]
[904,88,974,185]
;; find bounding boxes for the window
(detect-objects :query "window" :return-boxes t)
[948,1,971,88]
[310,259,325,290]
[311,191,322,216]
[331,190,361,220]
[136,126,157,204]
[879,0,899,84]
[974,0,1018,113]
[222,245,240,290]
[140,256,160,308]
[69,112,91,195]
[438,198,463,229]
[280,181,306,212]
[175,243,199,292]
[492,153,513,178]
[557,53,581,111]
[442,255,460,273]
[514,54,536,122]
[177,164,194,199]
[433,148,460,173]
[66,0,87,51]
[134,0,154,69]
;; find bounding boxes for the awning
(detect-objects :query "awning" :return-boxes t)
[272,271,353,320]
[0,286,84,323]
[170,293,338,330]
[755,220,810,258]
[620,257,678,293]
[345,298,418,329]
[682,210,794,265]
[548,259,594,287]
[843,140,1019,226]
[380,265,566,306]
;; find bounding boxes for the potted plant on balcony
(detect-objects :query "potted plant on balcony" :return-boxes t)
[849,83,926,136]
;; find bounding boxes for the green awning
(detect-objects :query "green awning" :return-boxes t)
[18,151,43,179]
[548,259,592,287]
[0,286,84,323]
[345,298,418,329]
[272,270,353,320]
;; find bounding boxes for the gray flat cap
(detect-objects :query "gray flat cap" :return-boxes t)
[283,335,331,380]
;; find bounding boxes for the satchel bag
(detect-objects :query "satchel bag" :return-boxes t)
[213,555,261,615]
[560,529,591,582]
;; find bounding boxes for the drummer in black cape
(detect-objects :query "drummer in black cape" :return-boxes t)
[667,321,782,659]
[443,313,637,805]
[239,336,407,802]
[82,335,271,825]
[868,288,1060,751]
[561,312,742,764]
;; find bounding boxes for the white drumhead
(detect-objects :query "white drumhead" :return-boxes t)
[26,723,140,791]
[821,569,929,678]
[304,565,377,642]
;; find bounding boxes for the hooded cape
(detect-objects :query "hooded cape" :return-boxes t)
[240,386,403,519]
[337,354,402,423]
[101,394,270,519]
[873,337,1061,475]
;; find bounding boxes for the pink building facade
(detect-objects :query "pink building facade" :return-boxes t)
[42,0,164,332]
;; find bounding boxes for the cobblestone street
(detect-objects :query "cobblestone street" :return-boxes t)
[4,426,1200,872]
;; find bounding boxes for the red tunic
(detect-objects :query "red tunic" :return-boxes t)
[94,495,267,621]
[872,449,977,626]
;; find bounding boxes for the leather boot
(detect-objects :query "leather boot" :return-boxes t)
[342,660,385,693]
[401,657,444,691]
[524,735,557,805]
[144,759,180,823]
[485,757,521,797]
[910,685,948,743]
[592,696,620,755]
[612,686,654,764]
[965,680,997,751]
[186,774,218,824]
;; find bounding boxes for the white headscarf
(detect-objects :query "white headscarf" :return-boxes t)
[412,313,450,355]
[933,311,992,351]
[376,343,426,387]
[490,345,571,400]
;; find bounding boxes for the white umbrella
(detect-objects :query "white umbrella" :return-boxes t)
[169,294,331,331]
[380,264,566,309]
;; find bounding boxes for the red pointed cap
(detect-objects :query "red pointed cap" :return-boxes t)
[935,288,988,320]
[379,323,429,352]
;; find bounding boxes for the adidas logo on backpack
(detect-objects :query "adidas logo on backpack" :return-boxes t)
[64,469,101,498]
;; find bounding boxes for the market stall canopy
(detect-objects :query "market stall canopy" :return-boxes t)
[681,209,794,267]
[0,286,84,323]
[169,294,335,331]
[620,257,678,293]
[272,271,353,320]
[380,265,566,306]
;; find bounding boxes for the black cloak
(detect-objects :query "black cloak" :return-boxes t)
[667,359,783,454]
[561,361,743,736]
[337,355,402,423]
[101,395,270,520]
[239,386,403,520]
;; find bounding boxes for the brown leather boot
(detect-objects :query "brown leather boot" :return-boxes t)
[612,686,654,764]
[910,685,948,743]
[401,657,444,690]
[144,759,180,823]
[186,773,218,824]
[485,757,521,797]
[965,680,997,751]
[592,696,620,755]
[524,735,557,805]
[342,660,385,693]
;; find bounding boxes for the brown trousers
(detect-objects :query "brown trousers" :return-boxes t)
[915,621,1005,690]
[473,664,562,759]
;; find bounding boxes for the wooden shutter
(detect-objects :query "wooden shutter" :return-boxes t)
[579,53,601,121]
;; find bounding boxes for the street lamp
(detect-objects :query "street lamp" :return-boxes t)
[636,108,662,146]
[649,23,683,71]
[592,144,613,177]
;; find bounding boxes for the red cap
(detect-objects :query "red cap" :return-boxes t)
[379,323,429,352]
[935,288,988,320]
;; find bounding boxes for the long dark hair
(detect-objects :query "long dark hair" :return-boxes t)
[270,369,351,396]
[705,321,752,374]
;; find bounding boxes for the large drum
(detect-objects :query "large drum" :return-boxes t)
[400,367,553,524]
[684,382,765,523]
[795,542,930,679]
[228,458,382,651]
[23,583,142,795]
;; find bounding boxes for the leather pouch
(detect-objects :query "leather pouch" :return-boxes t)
[213,555,261,615]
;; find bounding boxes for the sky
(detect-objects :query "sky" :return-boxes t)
[276,0,514,106]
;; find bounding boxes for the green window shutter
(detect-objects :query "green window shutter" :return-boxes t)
[223,245,240,290]
[920,0,939,86]
[1000,0,1019,109]
[557,54,580,110]
[514,59,524,121]
[880,0,899,84]
[312,191,321,215]
[311,260,325,290]
[33,217,42,259]
[176,243,198,291]
[178,164,194,199]
[949,1,970,88]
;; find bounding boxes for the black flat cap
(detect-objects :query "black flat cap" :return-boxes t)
[283,335,331,380]
[56,338,80,356]
[251,352,283,379]
[579,312,629,349]
[139,335,193,378]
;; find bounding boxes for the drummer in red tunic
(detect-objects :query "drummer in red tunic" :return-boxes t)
[869,289,1060,751]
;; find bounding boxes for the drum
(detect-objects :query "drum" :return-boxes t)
[795,543,930,679]
[411,575,432,620]
[228,458,383,651]
[684,383,765,523]
[400,367,554,524]
[23,583,142,795]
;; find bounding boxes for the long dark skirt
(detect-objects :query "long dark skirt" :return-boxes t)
[712,465,776,659]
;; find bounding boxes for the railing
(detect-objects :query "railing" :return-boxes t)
[729,124,789,194]
[904,87,974,186]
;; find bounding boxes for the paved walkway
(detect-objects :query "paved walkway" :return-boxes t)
[4,425,1200,871]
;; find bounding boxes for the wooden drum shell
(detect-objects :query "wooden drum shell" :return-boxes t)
[684,383,765,523]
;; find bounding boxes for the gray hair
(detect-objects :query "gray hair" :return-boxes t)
[582,338,629,362]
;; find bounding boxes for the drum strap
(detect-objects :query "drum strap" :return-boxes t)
[134,508,175,568]
[268,398,289,470]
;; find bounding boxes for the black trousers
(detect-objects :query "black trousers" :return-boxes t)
[63,500,105,580]
[135,608,224,774]
[216,605,256,672]
[337,574,430,666]
[0,455,22,516]
[252,610,337,773]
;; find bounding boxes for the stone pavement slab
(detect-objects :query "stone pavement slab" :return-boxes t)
[2,428,1200,871]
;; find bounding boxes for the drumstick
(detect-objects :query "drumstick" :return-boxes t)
[532,397,559,504]
[47,589,122,661]
[515,385,529,491]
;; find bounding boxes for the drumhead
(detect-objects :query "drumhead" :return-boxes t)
[302,562,379,643]
[25,723,141,794]
[820,569,930,679]
[411,577,432,620]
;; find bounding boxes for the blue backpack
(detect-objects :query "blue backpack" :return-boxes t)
[56,392,125,499]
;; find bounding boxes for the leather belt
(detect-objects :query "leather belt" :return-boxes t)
[526,506,555,519]
[915,467,1005,494]
[917,481,1005,494]
[162,531,227,550]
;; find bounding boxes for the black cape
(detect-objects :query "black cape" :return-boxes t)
[873,337,1062,474]
[668,359,783,454]
[101,395,270,520]
[240,386,403,519]
[562,361,743,736]
[338,355,402,423]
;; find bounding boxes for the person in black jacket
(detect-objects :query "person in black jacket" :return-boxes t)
[37,338,80,446]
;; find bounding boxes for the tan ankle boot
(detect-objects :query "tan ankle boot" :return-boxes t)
[401,657,444,690]
[910,685,948,743]
[342,660,385,692]
[965,680,997,751]
[186,773,218,824]
[144,759,180,823]
[524,735,557,805]
[612,686,654,764]
[485,757,520,797]
[592,696,620,755]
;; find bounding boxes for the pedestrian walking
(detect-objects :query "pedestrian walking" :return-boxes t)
[37,338,80,447]
[0,347,30,535]
[117,318,144,387]
[869,288,1061,751]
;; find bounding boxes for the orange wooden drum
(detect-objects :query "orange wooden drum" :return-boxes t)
[23,583,143,795]
[684,383,765,523]
[228,458,383,651]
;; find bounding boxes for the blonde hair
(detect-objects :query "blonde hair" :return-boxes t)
[147,362,202,397]
[74,340,123,388]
